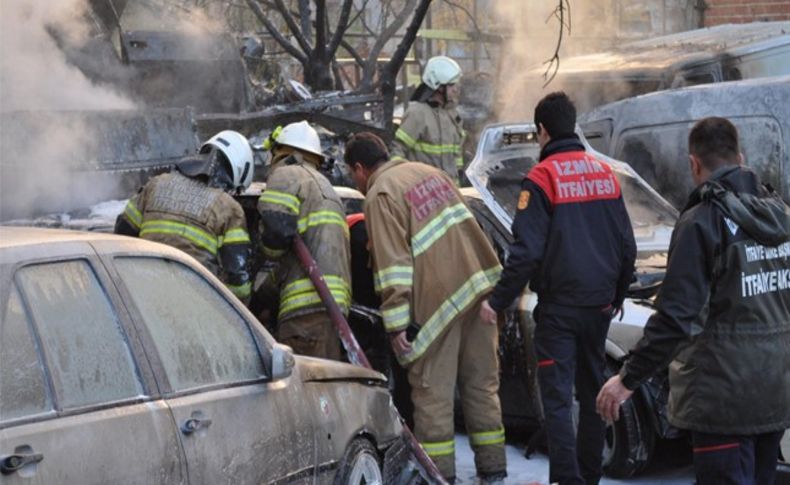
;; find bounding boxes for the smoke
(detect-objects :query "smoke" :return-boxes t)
[492,0,636,121]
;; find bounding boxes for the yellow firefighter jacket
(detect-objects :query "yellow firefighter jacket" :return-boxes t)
[392,101,466,182]
[364,159,501,365]
[257,157,352,322]
[119,171,252,300]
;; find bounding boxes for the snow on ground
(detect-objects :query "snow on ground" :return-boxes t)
[454,434,693,484]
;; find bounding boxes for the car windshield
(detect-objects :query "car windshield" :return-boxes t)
[467,124,677,254]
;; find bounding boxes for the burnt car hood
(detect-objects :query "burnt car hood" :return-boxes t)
[296,355,387,384]
[466,123,678,256]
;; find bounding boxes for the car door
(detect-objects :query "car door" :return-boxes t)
[111,255,317,484]
[0,256,185,484]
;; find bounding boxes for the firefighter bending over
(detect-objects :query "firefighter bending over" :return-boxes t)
[258,121,351,360]
[116,130,254,302]
[392,55,466,183]
[345,132,507,483]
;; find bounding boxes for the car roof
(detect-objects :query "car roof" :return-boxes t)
[540,22,790,77]
[0,226,187,260]
[579,75,790,126]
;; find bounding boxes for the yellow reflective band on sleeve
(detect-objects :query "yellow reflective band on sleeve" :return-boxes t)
[374,265,414,292]
[140,220,218,255]
[220,227,250,246]
[390,155,408,162]
[297,210,349,236]
[469,427,505,447]
[421,439,455,457]
[382,304,411,332]
[262,246,286,258]
[227,281,252,299]
[395,128,419,148]
[124,201,143,229]
[259,190,301,215]
[398,266,501,366]
[455,156,464,168]
[411,203,473,257]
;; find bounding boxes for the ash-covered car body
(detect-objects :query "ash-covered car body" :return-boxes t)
[0,227,409,484]
[579,76,790,209]
[466,123,679,477]
[536,22,790,112]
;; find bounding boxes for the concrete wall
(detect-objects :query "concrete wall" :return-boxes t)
[703,0,790,26]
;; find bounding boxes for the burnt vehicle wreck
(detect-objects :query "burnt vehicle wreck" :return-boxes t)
[533,22,790,112]
[579,76,790,209]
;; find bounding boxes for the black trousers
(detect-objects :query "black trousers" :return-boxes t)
[533,303,612,485]
[692,430,785,485]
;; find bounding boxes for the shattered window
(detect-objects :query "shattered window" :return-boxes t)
[115,257,265,392]
[0,286,53,422]
[17,261,143,410]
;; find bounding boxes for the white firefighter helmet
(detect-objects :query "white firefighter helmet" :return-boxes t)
[422,56,462,90]
[201,130,254,191]
[274,121,324,159]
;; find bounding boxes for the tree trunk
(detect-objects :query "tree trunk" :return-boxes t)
[380,0,433,133]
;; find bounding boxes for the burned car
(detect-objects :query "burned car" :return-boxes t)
[465,123,677,477]
[535,22,790,112]
[579,75,790,209]
[0,227,410,484]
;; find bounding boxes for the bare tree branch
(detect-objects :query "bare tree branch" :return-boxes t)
[360,0,419,90]
[298,0,312,44]
[440,0,492,60]
[273,0,313,54]
[246,0,308,63]
[328,0,355,56]
[315,0,327,56]
[340,38,366,66]
[542,0,570,87]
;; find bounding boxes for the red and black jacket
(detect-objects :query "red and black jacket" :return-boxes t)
[489,135,637,311]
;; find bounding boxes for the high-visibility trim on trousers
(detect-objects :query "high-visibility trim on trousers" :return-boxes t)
[469,427,505,447]
[421,439,455,457]
[398,265,501,365]
[140,220,218,255]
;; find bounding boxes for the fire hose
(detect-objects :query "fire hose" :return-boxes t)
[292,235,448,485]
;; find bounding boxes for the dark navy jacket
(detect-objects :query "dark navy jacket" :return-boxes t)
[489,135,637,311]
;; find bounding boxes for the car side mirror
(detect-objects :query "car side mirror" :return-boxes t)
[270,343,295,381]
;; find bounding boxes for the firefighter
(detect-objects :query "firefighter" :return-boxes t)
[391,55,466,183]
[480,92,637,485]
[115,130,254,302]
[257,121,351,360]
[597,117,790,485]
[345,132,507,483]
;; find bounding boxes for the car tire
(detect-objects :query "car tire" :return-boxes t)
[334,438,383,485]
[600,362,655,478]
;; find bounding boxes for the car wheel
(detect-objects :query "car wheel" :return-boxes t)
[600,361,655,478]
[569,360,655,478]
[334,438,383,485]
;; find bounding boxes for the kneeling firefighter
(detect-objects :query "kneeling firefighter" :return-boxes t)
[257,121,351,360]
[116,130,254,302]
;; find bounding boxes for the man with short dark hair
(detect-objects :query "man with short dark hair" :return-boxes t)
[597,117,790,484]
[345,131,507,483]
[480,92,636,485]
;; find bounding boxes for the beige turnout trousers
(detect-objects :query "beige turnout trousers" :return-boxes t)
[408,301,506,480]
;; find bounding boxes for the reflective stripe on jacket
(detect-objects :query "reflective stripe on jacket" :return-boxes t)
[364,160,501,365]
[117,171,252,300]
[258,160,351,322]
[391,102,465,181]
